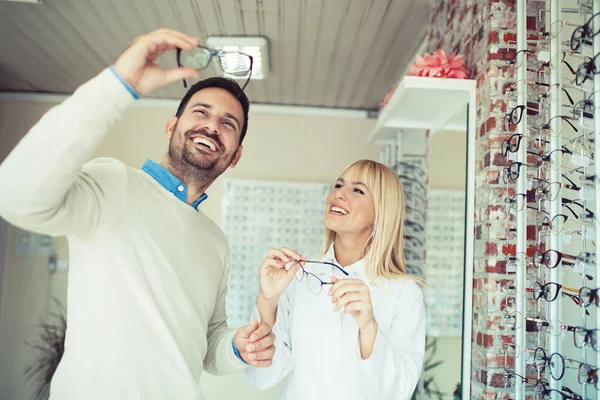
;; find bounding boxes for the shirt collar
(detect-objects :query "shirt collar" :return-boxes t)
[325,243,367,281]
[326,244,394,290]
[141,159,207,210]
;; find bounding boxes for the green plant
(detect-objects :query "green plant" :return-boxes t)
[24,300,67,400]
[453,381,462,399]
[412,337,446,400]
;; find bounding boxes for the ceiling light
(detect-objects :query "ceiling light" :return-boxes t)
[207,36,269,80]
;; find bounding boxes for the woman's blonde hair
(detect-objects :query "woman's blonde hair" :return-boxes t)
[320,159,423,285]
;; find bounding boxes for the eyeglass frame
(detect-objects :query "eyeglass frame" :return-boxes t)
[503,369,537,388]
[574,53,600,86]
[570,11,600,52]
[534,348,586,381]
[532,249,594,280]
[537,348,600,388]
[532,280,579,302]
[293,260,349,294]
[506,249,593,282]
[503,104,544,131]
[501,133,550,158]
[534,347,561,379]
[572,326,600,351]
[579,286,600,308]
[535,380,584,400]
[502,161,539,183]
[540,197,595,220]
[175,45,253,90]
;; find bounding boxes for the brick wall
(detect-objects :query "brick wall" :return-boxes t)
[427,1,542,398]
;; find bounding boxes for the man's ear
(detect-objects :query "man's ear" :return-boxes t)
[165,116,178,140]
[229,145,244,169]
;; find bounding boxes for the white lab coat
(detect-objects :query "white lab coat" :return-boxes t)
[244,245,426,400]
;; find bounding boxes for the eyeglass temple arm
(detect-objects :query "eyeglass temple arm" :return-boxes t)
[562,174,579,190]
[304,260,350,277]
[563,59,577,75]
[562,293,591,314]
[175,48,190,89]
[240,55,253,92]
[562,284,581,294]
[564,199,595,218]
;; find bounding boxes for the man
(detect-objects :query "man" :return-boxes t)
[0,29,275,399]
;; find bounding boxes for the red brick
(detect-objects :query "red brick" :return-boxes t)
[503,32,517,44]
[494,353,514,369]
[527,244,542,257]
[501,84,516,99]
[485,242,498,256]
[487,169,501,184]
[493,151,510,166]
[501,243,516,256]
[446,6,457,24]
[489,371,505,387]
[490,99,507,113]
[484,151,491,167]
[487,390,510,399]
[527,225,537,240]
[489,48,516,61]
[487,314,502,330]
[486,116,497,131]
[475,224,483,240]
[483,333,495,348]
[492,12,516,29]
[499,296,515,311]
[459,5,469,23]
[505,120,517,132]
[498,279,514,290]
[491,0,515,8]
[526,153,540,164]
[477,278,487,291]
[487,260,507,274]
[481,369,488,385]
[489,31,499,44]
[499,335,515,346]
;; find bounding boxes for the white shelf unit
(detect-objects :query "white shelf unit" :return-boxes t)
[368,76,476,142]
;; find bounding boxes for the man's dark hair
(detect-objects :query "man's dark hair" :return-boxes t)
[175,77,250,144]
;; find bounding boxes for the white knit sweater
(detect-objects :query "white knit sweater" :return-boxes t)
[0,68,247,400]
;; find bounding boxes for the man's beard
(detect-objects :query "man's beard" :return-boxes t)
[168,126,237,181]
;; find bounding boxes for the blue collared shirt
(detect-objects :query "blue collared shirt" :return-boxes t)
[141,160,207,210]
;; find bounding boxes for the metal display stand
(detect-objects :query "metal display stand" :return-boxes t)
[506,0,598,398]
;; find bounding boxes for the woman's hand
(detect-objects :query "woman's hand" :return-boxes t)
[329,277,377,331]
[329,277,379,358]
[258,247,304,303]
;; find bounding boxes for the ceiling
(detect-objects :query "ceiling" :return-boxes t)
[0,0,430,111]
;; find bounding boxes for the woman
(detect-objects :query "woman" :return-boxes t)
[244,159,426,400]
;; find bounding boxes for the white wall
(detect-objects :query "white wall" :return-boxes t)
[0,98,380,400]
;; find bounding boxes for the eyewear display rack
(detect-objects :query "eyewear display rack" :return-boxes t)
[504,0,599,399]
